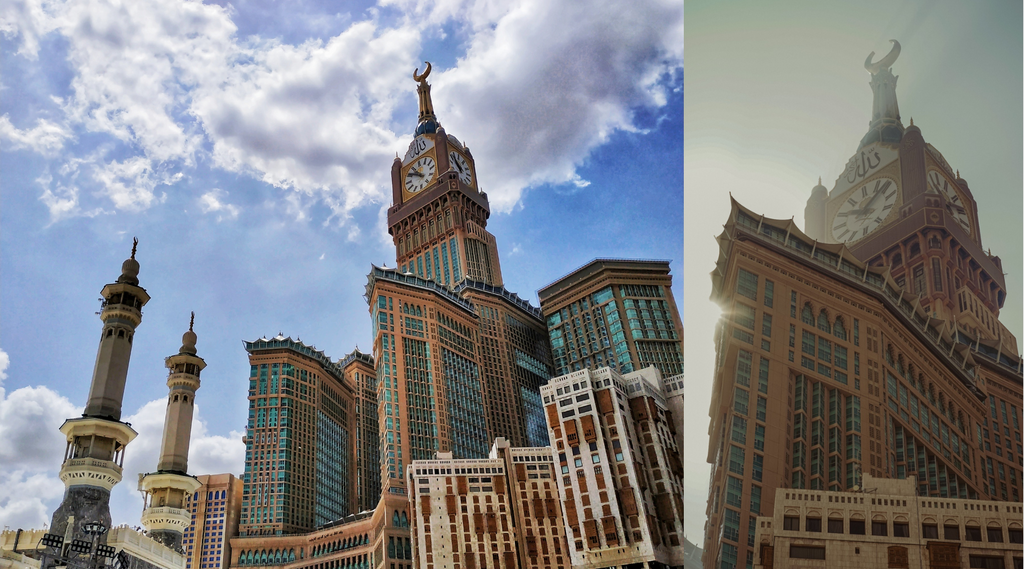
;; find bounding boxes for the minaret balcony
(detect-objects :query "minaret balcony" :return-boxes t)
[140,506,192,532]
[59,457,123,490]
[138,472,203,494]
[60,417,138,447]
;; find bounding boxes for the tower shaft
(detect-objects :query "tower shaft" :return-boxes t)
[140,320,206,552]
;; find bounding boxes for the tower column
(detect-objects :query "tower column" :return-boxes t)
[139,314,206,552]
[49,241,147,545]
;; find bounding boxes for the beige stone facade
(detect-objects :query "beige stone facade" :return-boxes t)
[406,439,568,569]
[540,367,684,568]
[227,493,411,569]
[753,474,1023,568]
[183,474,243,569]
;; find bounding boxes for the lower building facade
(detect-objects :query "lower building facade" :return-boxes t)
[541,367,684,568]
[407,439,568,569]
[753,474,1023,569]
[183,474,244,569]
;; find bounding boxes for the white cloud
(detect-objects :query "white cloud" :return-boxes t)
[0,347,242,531]
[198,188,240,220]
[424,0,683,211]
[6,0,682,223]
[92,156,175,212]
[110,398,245,526]
[0,348,80,531]
[0,115,72,156]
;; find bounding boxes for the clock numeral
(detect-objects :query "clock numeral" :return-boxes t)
[878,180,892,194]
[838,230,850,241]
[847,197,858,206]
[862,227,869,237]
[950,194,960,203]
[882,203,894,211]
[874,217,883,225]
[834,222,847,230]
[862,187,868,197]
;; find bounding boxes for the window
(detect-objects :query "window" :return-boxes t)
[987,527,1004,543]
[849,520,865,535]
[764,280,774,308]
[969,557,1006,569]
[737,269,758,301]
[965,526,982,541]
[872,520,888,536]
[945,525,961,540]
[893,522,910,537]
[827,518,843,533]
[922,524,938,539]
[783,516,799,531]
[789,545,825,560]
[1009,528,1023,543]
[806,517,821,532]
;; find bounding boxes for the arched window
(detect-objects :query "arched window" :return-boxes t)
[817,310,831,333]
[801,303,814,325]
[400,511,408,527]
[833,317,847,340]
[393,510,400,527]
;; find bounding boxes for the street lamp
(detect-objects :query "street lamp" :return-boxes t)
[39,522,114,569]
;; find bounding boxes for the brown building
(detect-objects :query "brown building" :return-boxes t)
[540,366,684,568]
[340,349,380,513]
[183,474,244,569]
[702,41,1023,569]
[407,439,568,569]
[365,65,553,499]
[538,259,683,379]
[240,335,357,536]
[753,474,1023,569]
[227,491,412,569]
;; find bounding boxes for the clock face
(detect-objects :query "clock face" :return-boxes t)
[404,156,436,193]
[831,177,898,243]
[927,169,971,234]
[449,151,473,186]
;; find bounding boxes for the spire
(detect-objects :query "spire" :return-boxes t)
[118,237,141,285]
[414,62,439,135]
[859,40,904,149]
[181,312,198,355]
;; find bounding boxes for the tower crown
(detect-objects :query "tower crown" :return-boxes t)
[414,62,438,135]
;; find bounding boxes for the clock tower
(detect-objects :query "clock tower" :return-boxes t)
[386,63,503,288]
[804,41,1013,356]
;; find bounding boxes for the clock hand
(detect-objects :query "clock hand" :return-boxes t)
[409,169,425,178]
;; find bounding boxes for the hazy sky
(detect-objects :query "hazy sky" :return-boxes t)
[0,0,682,530]
[683,0,1022,543]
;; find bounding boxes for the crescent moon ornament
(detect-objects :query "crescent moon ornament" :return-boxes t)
[865,40,901,75]
[414,62,432,83]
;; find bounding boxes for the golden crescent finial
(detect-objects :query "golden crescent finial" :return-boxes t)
[189,311,195,331]
[413,62,432,83]
[865,40,901,75]
[131,237,138,260]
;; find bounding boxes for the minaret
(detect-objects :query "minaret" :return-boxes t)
[49,240,148,541]
[138,314,205,551]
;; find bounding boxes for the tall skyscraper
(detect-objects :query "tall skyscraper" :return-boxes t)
[139,314,207,551]
[49,241,148,546]
[538,259,683,378]
[183,474,244,569]
[366,64,553,496]
[340,348,380,512]
[702,41,1023,569]
[240,335,356,536]
[540,366,684,567]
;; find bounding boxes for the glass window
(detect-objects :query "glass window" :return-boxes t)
[789,546,825,560]
[922,524,938,539]
[827,518,843,533]
[806,517,822,532]
[893,522,910,537]
[737,269,758,301]
[849,520,865,535]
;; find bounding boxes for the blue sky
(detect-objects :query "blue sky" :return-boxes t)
[0,0,682,529]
